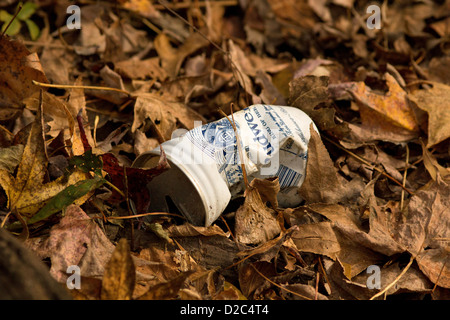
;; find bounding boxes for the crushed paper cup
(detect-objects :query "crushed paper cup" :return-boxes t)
[132,105,318,226]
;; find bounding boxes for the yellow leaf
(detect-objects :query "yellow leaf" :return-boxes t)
[350,73,419,142]
[0,106,90,219]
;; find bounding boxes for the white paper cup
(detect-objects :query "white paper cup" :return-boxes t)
[132,105,317,226]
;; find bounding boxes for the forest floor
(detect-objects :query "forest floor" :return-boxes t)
[0,0,449,300]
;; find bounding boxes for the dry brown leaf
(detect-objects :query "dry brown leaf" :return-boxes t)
[134,247,180,285]
[235,178,282,245]
[28,205,115,283]
[289,75,349,137]
[86,65,128,105]
[227,39,258,101]
[394,176,450,288]
[120,0,159,19]
[115,57,167,81]
[238,261,275,298]
[137,272,192,300]
[66,78,95,156]
[40,39,74,84]
[131,94,205,141]
[408,81,450,147]
[155,32,209,79]
[421,141,450,181]
[291,221,340,260]
[266,0,316,30]
[298,124,363,204]
[349,73,420,143]
[0,35,48,121]
[101,238,136,300]
[23,91,75,140]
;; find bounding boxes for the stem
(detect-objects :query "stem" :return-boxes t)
[32,80,131,97]
[1,3,23,37]
[103,179,125,198]
[369,255,414,300]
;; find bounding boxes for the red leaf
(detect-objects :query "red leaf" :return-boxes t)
[76,112,169,212]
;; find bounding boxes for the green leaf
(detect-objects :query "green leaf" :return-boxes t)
[68,149,103,177]
[27,176,105,225]
[1,18,21,36]
[17,2,38,21]
[24,18,39,40]
[8,176,105,229]
[0,10,12,22]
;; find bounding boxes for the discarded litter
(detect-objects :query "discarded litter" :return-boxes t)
[132,104,317,226]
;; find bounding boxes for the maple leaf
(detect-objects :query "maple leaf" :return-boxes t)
[348,73,420,143]
[0,102,91,222]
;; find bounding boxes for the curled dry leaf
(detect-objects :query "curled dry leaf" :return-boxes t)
[408,81,450,147]
[0,35,48,121]
[235,177,282,246]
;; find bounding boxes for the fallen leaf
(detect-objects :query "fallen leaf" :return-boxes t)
[101,238,136,300]
[25,176,105,226]
[155,32,209,79]
[408,81,450,147]
[0,144,23,173]
[29,205,115,283]
[167,223,229,238]
[137,271,192,300]
[227,39,257,101]
[0,104,90,221]
[131,94,206,141]
[0,35,48,121]
[115,57,167,81]
[298,124,363,204]
[235,178,282,245]
[349,73,420,143]
[23,91,75,142]
[238,261,276,298]
[119,0,159,19]
[291,221,340,260]
[421,141,450,181]
[394,176,450,288]
[289,75,349,137]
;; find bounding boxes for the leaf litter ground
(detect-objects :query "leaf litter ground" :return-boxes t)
[0,0,449,300]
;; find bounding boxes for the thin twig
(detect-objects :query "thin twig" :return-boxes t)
[322,135,413,195]
[91,211,185,221]
[431,259,448,294]
[32,80,131,97]
[369,255,415,300]
[400,144,409,210]
[1,3,22,38]
[250,264,312,300]
[103,180,126,198]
